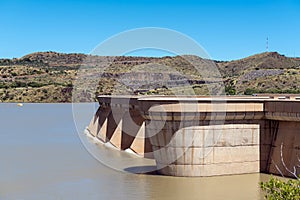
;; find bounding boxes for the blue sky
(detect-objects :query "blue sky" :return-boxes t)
[0,0,299,60]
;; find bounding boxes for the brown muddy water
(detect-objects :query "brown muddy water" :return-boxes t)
[0,103,271,199]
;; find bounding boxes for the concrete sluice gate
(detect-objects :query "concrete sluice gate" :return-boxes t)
[87,95,300,177]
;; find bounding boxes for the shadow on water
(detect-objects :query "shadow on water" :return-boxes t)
[124,166,158,175]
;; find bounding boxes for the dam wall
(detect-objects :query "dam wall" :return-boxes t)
[87,96,300,177]
[87,97,153,158]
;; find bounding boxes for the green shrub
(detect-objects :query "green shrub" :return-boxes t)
[225,85,236,95]
[260,176,300,200]
[0,82,6,89]
[10,81,27,88]
[244,88,258,95]
[27,81,45,87]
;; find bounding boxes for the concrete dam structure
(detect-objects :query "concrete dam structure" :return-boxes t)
[87,95,300,177]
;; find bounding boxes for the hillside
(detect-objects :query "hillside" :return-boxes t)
[0,51,300,102]
[218,52,300,95]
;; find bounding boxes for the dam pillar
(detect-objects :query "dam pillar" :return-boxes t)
[139,98,264,176]
[263,101,300,177]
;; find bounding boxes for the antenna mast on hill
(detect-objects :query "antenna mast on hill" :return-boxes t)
[266,37,269,52]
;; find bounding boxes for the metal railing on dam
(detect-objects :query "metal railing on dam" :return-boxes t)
[87,95,300,177]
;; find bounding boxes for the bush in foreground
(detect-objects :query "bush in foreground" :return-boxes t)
[260,176,300,200]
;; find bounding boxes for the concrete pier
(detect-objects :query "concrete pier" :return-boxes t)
[87,95,300,177]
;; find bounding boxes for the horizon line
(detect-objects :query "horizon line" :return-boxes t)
[1,50,299,62]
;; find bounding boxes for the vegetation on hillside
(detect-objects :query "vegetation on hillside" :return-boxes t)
[1,51,300,102]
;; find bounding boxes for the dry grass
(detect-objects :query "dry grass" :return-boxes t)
[0,51,299,102]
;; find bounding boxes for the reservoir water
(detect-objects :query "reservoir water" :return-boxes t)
[0,103,270,199]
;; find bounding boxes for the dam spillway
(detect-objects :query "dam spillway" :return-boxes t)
[87,95,300,177]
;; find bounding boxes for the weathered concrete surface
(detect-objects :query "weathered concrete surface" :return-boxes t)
[262,121,300,177]
[142,99,263,176]
[87,95,300,177]
[151,124,260,176]
[87,97,153,158]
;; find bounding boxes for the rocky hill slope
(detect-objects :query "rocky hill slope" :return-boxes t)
[0,51,299,102]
